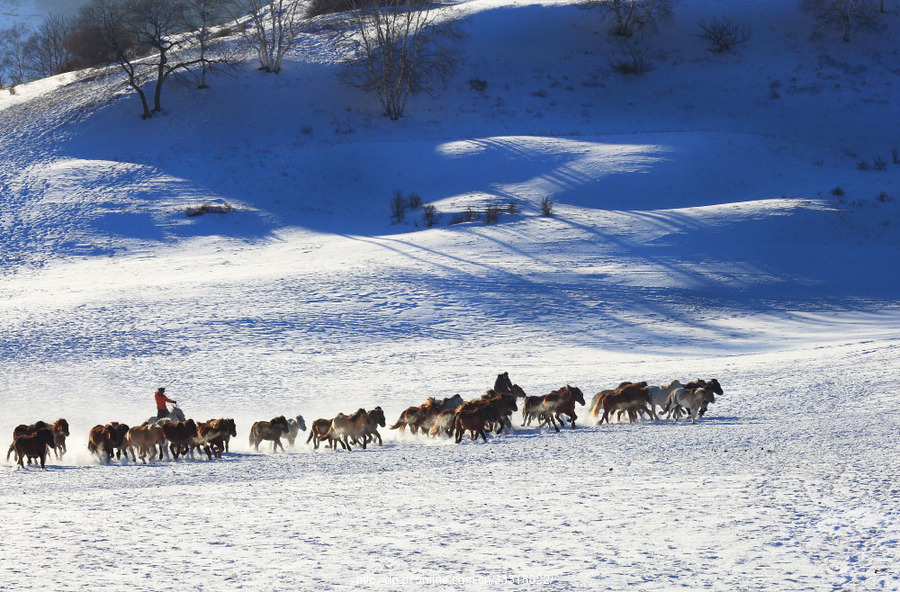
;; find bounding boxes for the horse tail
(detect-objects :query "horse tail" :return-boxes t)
[5,443,14,461]
[388,415,406,431]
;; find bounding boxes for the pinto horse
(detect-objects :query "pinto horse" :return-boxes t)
[537,385,586,432]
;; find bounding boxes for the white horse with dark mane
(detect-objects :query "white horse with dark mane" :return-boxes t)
[647,380,684,418]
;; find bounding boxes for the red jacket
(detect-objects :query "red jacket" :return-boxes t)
[155,390,175,410]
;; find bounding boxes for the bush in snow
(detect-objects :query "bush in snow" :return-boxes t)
[469,78,488,92]
[695,17,752,54]
[186,201,235,217]
[423,204,440,227]
[611,39,650,75]
[390,190,407,224]
[484,204,502,224]
[407,193,423,210]
[541,196,554,217]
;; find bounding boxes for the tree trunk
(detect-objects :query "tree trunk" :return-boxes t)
[153,47,168,112]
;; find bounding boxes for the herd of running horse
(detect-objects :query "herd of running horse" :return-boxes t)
[5,372,722,469]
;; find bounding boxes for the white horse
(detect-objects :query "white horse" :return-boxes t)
[286,415,307,446]
[144,405,186,427]
[647,380,684,418]
[664,388,716,424]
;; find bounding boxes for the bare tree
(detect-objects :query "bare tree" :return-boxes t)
[335,0,461,120]
[184,0,230,88]
[75,0,234,118]
[25,14,75,78]
[803,0,880,42]
[126,0,195,113]
[694,17,752,53]
[230,0,305,73]
[0,24,33,93]
[582,0,674,38]
[76,0,154,117]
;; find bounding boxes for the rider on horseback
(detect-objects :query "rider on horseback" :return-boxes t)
[155,387,177,419]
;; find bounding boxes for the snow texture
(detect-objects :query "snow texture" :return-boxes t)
[1,0,899,590]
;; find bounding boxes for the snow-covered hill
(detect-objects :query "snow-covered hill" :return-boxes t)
[1,0,899,590]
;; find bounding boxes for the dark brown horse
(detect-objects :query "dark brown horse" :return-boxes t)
[161,419,197,459]
[13,428,55,469]
[249,416,290,452]
[6,420,49,462]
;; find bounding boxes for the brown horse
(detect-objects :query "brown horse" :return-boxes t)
[596,383,654,424]
[49,418,70,459]
[162,419,198,459]
[306,418,334,449]
[125,424,165,462]
[389,397,442,434]
[6,420,49,462]
[454,406,496,443]
[88,424,114,460]
[249,416,290,452]
[13,428,55,469]
[324,409,371,451]
[202,418,237,455]
[538,385,586,431]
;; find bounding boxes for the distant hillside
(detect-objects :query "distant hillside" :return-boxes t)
[0,0,86,29]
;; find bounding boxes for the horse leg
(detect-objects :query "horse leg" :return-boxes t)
[549,413,560,433]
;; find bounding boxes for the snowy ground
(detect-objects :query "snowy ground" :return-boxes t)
[1,0,899,590]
